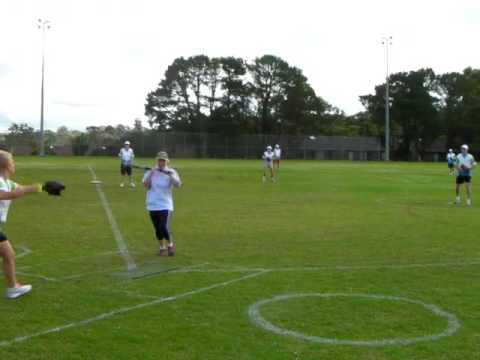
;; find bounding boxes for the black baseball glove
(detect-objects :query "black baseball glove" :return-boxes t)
[43,181,66,196]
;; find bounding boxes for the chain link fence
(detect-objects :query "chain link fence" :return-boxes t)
[2,132,447,161]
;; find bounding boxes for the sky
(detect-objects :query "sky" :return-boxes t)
[0,0,479,131]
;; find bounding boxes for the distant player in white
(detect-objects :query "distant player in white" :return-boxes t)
[273,144,282,170]
[455,144,476,206]
[262,145,275,182]
[119,141,135,188]
[446,148,456,175]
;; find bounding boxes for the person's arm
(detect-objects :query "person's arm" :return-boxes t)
[0,183,41,200]
[165,169,181,188]
[142,170,155,189]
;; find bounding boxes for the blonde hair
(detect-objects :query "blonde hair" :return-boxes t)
[0,150,13,172]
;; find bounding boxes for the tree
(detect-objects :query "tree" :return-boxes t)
[361,68,441,160]
[438,68,480,149]
[249,55,290,133]
[6,123,36,153]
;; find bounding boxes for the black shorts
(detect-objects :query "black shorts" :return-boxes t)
[456,175,471,184]
[448,162,454,169]
[120,164,132,176]
[0,231,7,242]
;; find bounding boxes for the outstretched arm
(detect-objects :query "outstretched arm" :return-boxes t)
[0,184,41,200]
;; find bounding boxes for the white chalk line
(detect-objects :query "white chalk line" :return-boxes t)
[248,293,461,347]
[16,271,60,283]
[166,259,480,274]
[103,289,161,300]
[88,165,137,272]
[16,245,32,259]
[0,270,269,347]
[12,258,480,285]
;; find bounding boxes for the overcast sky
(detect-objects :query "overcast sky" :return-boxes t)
[1,0,479,131]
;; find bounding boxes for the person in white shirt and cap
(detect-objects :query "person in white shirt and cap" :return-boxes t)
[273,144,282,170]
[262,145,275,182]
[142,151,181,256]
[118,141,135,188]
[446,149,456,175]
[455,144,477,206]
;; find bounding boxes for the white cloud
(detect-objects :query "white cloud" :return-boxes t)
[0,0,479,131]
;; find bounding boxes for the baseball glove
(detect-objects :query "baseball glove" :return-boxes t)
[43,181,66,196]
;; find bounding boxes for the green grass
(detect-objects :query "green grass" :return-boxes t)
[1,157,480,359]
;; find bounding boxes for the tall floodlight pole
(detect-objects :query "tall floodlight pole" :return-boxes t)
[381,36,392,161]
[38,19,51,156]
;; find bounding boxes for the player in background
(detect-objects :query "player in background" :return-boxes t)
[447,148,456,175]
[119,141,135,188]
[262,145,275,182]
[142,152,181,256]
[455,144,477,206]
[273,144,282,170]
[0,151,43,299]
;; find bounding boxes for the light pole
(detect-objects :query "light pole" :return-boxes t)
[38,19,51,156]
[381,36,392,161]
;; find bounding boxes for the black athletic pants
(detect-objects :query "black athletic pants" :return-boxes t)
[149,210,172,242]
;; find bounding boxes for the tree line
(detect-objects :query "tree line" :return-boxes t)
[145,55,480,159]
[4,55,480,159]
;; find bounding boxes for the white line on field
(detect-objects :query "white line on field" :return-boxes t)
[165,259,480,274]
[88,165,137,272]
[16,271,60,283]
[248,293,461,347]
[16,245,32,259]
[104,289,160,300]
[0,270,269,347]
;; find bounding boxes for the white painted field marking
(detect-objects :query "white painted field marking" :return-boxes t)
[248,293,461,347]
[88,165,137,272]
[16,245,32,259]
[16,271,60,283]
[0,270,269,347]
[104,289,160,300]
[166,259,480,274]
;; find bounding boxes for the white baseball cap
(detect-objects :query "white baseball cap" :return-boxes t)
[448,148,453,152]
[266,145,272,150]
[275,144,280,148]
[124,141,130,145]
[461,144,469,150]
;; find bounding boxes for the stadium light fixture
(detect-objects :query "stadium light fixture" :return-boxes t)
[38,18,51,157]
[381,36,392,161]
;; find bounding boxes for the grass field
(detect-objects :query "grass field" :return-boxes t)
[1,157,480,359]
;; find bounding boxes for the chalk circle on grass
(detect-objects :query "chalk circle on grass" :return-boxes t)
[248,293,461,347]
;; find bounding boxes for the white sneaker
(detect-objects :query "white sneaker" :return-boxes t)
[130,182,135,188]
[467,199,472,207]
[120,183,124,188]
[455,197,461,205]
[6,284,32,299]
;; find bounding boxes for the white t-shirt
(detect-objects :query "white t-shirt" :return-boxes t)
[447,153,456,162]
[456,153,476,176]
[119,148,134,165]
[0,177,17,224]
[273,148,282,160]
[142,168,181,211]
[263,150,274,167]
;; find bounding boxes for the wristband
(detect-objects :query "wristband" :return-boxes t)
[34,183,43,193]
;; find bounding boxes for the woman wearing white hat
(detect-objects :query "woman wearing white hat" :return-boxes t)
[262,145,275,182]
[142,151,181,256]
[455,144,476,206]
[446,149,456,175]
[118,141,135,188]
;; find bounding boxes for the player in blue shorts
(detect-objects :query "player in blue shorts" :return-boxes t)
[455,144,476,206]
